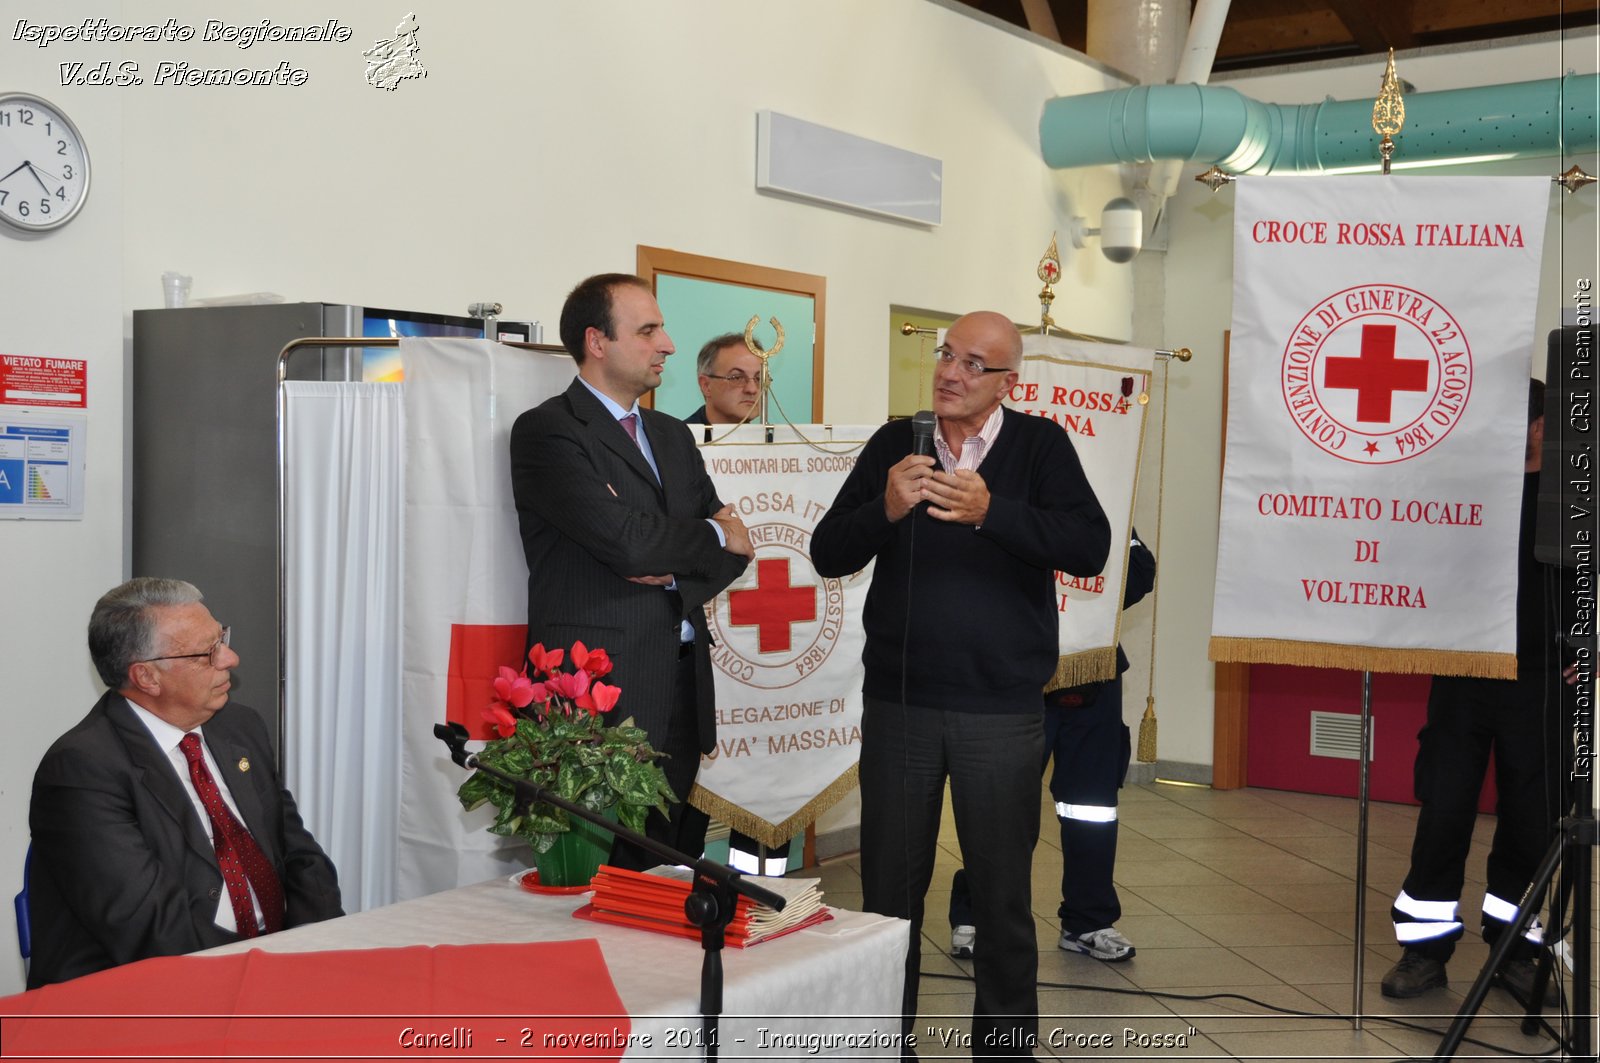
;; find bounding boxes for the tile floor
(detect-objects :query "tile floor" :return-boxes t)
[811,782,1598,1061]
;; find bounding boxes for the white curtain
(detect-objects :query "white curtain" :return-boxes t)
[282,381,405,913]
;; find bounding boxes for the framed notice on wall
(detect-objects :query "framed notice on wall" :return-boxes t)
[0,411,87,519]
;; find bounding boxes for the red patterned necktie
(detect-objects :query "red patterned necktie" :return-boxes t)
[178,733,284,937]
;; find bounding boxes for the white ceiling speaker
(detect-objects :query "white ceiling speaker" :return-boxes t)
[1070,196,1143,263]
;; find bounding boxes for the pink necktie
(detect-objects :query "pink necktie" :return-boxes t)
[178,733,285,937]
[620,412,641,447]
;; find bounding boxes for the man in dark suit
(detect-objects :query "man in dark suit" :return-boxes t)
[511,273,753,869]
[28,578,342,988]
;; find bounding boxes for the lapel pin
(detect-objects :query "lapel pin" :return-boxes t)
[237,757,251,773]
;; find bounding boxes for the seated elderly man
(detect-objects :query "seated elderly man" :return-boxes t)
[27,577,342,988]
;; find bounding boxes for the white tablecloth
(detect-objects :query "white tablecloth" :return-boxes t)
[205,876,910,1059]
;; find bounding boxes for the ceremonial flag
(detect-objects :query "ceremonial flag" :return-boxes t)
[398,338,576,898]
[1211,177,1549,677]
[1010,335,1155,688]
[689,424,875,849]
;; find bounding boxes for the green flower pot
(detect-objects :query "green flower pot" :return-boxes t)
[533,807,618,887]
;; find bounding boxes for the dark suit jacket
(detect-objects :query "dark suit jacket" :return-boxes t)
[26,693,343,988]
[510,379,748,753]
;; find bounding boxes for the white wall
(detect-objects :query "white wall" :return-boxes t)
[0,0,1134,993]
[1145,31,1599,774]
[0,15,127,994]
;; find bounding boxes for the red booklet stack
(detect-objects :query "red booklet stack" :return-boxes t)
[575,865,831,947]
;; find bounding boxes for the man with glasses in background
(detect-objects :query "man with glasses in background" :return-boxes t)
[813,310,1110,1058]
[27,577,342,988]
[685,332,765,428]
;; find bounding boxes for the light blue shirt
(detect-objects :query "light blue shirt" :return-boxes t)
[576,377,721,641]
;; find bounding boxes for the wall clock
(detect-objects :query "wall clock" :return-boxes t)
[0,92,90,233]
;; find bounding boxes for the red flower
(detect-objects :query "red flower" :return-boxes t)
[482,702,517,738]
[492,666,537,708]
[545,669,590,701]
[570,641,614,677]
[526,643,565,675]
[577,681,621,716]
[573,643,614,678]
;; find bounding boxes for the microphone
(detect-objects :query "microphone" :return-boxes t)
[910,410,935,457]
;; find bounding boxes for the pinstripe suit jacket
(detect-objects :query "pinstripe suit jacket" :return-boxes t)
[509,379,748,754]
[27,694,342,988]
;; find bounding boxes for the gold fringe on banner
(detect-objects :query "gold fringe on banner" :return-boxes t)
[1044,645,1119,693]
[1207,636,1516,680]
[687,765,860,852]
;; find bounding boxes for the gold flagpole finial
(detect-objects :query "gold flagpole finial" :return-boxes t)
[1036,233,1061,331]
[1556,164,1598,194]
[1195,165,1236,192]
[1372,48,1406,175]
[742,315,784,427]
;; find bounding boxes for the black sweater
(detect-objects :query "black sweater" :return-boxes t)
[811,409,1111,714]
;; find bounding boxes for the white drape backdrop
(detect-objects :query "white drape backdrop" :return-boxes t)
[282,381,405,913]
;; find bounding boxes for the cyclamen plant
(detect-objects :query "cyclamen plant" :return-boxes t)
[456,641,675,854]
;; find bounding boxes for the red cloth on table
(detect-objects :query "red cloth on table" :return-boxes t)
[0,940,628,1061]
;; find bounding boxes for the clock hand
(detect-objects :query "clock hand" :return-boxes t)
[31,162,59,182]
[0,160,31,185]
[23,162,51,194]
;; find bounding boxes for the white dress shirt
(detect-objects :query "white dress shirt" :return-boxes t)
[124,697,266,933]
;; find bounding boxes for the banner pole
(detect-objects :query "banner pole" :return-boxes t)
[1352,669,1373,1029]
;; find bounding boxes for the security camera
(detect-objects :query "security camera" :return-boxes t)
[1070,197,1144,263]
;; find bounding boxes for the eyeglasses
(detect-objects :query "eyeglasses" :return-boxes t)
[143,627,231,668]
[934,348,1012,377]
[703,371,760,387]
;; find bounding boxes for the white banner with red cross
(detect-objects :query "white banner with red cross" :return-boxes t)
[1007,335,1156,689]
[688,424,876,849]
[1211,176,1548,677]
[397,338,577,900]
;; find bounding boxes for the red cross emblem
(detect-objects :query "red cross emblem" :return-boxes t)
[728,558,817,653]
[1322,323,1430,423]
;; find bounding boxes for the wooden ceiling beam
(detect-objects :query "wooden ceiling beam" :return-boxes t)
[1020,0,1063,42]
[1048,0,1087,53]
[1326,0,1418,52]
[1410,0,1566,34]
[1215,8,1357,63]
[949,0,1590,72]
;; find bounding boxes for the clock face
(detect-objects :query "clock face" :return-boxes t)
[0,93,90,233]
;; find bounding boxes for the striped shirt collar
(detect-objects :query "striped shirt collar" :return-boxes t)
[935,404,1005,472]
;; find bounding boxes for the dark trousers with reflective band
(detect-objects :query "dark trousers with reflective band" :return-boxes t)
[1046,676,1131,934]
[609,653,709,871]
[1394,672,1569,962]
[948,679,1132,935]
[860,697,1042,1059]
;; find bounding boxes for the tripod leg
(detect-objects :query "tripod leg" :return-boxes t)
[1433,829,1566,1061]
[1519,836,1571,1036]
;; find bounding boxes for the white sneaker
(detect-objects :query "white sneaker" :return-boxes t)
[1059,926,1135,962]
[950,924,975,957]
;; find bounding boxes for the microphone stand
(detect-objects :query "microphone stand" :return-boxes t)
[435,723,786,1061]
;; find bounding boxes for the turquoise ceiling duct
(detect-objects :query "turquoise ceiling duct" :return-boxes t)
[1040,74,1599,174]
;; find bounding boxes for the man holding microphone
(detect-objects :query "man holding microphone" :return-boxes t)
[812,310,1109,1057]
